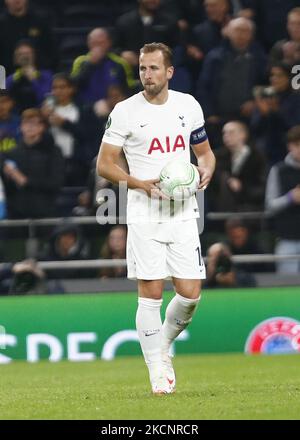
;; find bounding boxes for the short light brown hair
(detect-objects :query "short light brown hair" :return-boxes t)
[287,125,300,143]
[140,42,173,67]
[21,108,46,124]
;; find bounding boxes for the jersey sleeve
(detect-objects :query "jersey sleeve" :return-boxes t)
[189,97,208,145]
[101,102,129,147]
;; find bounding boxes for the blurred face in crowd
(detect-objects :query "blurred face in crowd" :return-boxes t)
[52,78,75,106]
[204,0,229,23]
[288,140,300,163]
[108,227,126,255]
[5,0,27,16]
[139,0,160,14]
[0,95,14,120]
[270,66,290,93]
[14,44,35,68]
[227,226,249,248]
[21,117,46,145]
[288,11,300,42]
[88,29,111,54]
[139,50,173,97]
[228,18,254,51]
[222,122,248,150]
[57,232,77,256]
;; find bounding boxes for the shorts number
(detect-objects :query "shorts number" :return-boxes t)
[196,246,202,266]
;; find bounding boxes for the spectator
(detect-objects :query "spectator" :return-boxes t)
[77,84,128,167]
[265,125,300,274]
[1,108,64,219]
[99,225,127,278]
[0,0,57,75]
[198,17,266,124]
[0,259,63,295]
[41,73,82,185]
[6,40,53,112]
[0,89,20,155]
[71,28,135,105]
[251,62,300,165]
[187,0,231,64]
[239,0,300,51]
[40,222,91,279]
[114,0,179,69]
[270,8,300,67]
[209,120,266,212]
[74,137,128,218]
[225,217,272,272]
[205,242,256,288]
[163,0,205,33]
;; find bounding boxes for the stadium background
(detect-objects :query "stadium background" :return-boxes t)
[1,0,300,420]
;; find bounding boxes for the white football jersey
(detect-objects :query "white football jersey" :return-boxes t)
[102,90,205,224]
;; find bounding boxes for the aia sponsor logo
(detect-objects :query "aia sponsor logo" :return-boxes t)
[148,135,185,154]
[245,317,300,355]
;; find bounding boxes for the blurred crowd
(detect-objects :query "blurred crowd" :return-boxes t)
[1,0,300,284]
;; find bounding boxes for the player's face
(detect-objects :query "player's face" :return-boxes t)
[139,51,173,97]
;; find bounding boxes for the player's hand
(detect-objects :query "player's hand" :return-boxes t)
[139,179,169,199]
[196,166,213,190]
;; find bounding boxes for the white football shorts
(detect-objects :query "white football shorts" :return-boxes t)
[127,219,206,280]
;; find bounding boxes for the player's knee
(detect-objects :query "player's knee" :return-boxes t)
[176,280,201,300]
[138,280,164,299]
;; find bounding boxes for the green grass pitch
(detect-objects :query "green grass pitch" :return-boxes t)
[1,353,300,420]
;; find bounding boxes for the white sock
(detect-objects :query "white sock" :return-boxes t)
[161,293,200,355]
[136,297,163,378]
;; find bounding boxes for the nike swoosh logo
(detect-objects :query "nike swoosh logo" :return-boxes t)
[145,332,158,337]
[140,124,148,128]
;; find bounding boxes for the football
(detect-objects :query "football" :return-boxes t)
[159,160,200,200]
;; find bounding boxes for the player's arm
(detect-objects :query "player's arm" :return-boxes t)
[191,138,216,190]
[97,142,159,197]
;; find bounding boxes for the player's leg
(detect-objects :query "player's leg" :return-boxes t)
[137,279,176,394]
[136,279,164,370]
[160,220,205,388]
[160,278,201,389]
[161,277,201,356]
[127,223,173,393]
